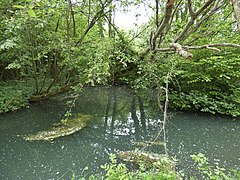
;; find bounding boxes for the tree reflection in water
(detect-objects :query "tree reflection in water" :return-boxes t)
[93,86,165,154]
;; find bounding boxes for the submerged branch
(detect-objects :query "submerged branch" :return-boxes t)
[30,82,78,102]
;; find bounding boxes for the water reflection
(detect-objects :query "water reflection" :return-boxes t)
[0,86,239,179]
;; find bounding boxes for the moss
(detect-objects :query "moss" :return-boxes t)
[117,150,176,171]
[24,113,91,141]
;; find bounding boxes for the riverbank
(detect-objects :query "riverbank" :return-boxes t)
[1,83,240,120]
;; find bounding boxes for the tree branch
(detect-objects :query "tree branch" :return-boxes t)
[76,0,113,46]
[186,0,226,44]
[151,0,175,50]
[158,0,183,45]
[188,0,195,18]
[184,43,240,49]
[156,43,240,58]
[173,0,215,43]
[156,0,159,27]
[195,0,216,16]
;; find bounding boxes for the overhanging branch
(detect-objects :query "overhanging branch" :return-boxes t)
[156,43,240,59]
[184,43,240,49]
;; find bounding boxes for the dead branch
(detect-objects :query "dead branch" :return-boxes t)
[152,72,171,155]
[205,46,221,52]
[169,43,193,59]
[162,72,170,155]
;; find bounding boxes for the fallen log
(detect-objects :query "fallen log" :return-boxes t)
[117,150,175,170]
[24,113,91,141]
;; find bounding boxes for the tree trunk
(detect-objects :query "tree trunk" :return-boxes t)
[231,0,240,31]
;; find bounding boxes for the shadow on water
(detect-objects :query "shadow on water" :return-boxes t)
[0,86,239,179]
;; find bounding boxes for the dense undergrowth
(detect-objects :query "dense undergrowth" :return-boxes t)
[0,80,32,113]
[169,52,240,117]
[1,52,240,117]
[133,50,240,117]
[72,153,240,180]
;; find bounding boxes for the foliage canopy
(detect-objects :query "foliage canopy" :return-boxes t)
[0,0,240,116]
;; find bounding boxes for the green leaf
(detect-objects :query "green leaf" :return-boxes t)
[12,5,25,9]
[48,8,55,14]
[29,5,34,9]
[6,62,21,69]
[27,9,36,17]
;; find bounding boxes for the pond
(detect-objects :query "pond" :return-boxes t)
[0,86,239,179]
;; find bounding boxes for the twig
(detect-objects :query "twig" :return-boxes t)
[162,72,170,155]
[151,72,172,155]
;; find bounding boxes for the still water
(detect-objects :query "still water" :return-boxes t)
[0,86,239,179]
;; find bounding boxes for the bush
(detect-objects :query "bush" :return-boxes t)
[73,153,240,180]
[191,153,240,180]
[74,153,180,180]
[0,80,32,113]
[170,55,240,116]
